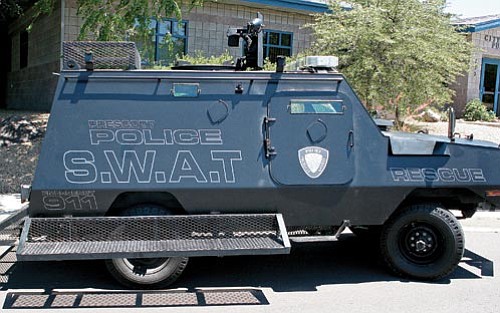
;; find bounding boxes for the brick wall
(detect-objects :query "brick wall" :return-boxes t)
[64,0,83,41]
[62,0,315,61]
[450,71,469,115]
[6,1,62,111]
[450,34,473,116]
[184,1,315,58]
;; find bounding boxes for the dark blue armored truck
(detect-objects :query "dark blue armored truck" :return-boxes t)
[1,15,500,289]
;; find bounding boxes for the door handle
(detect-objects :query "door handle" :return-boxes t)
[348,130,354,148]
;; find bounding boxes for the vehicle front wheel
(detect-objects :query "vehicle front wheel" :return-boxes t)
[105,205,189,289]
[380,204,464,281]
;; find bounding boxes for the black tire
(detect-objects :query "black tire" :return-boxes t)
[105,205,189,289]
[380,204,464,281]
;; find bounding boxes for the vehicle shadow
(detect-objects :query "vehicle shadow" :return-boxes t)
[0,234,493,309]
[181,235,491,291]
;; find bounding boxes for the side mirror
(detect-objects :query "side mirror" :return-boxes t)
[448,107,456,141]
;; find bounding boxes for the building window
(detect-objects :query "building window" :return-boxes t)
[20,31,28,69]
[263,30,293,63]
[130,18,188,67]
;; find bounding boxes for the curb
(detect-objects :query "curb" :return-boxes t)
[463,121,500,128]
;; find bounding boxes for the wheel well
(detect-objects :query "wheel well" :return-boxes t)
[106,192,186,216]
[397,188,482,215]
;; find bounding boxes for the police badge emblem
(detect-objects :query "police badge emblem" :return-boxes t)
[298,146,329,179]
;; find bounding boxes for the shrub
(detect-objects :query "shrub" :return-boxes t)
[463,99,496,122]
[177,50,233,65]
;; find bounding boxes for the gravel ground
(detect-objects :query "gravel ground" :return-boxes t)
[410,119,500,145]
[0,138,43,193]
[0,111,49,194]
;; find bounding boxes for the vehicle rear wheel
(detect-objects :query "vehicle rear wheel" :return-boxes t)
[380,204,464,281]
[105,205,189,289]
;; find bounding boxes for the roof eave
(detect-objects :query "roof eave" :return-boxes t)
[454,19,500,33]
[239,0,329,13]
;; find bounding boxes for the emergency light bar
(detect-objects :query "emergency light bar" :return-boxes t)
[285,56,339,72]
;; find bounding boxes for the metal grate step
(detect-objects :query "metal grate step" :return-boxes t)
[62,41,141,70]
[17,214,290,261]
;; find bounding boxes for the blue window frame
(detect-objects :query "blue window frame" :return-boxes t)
[131,18,188,67]
[263,30,293,62]
[480,58,500,116]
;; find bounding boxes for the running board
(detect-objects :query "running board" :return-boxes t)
[16,214,290,261]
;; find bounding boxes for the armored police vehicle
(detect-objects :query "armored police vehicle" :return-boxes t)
[1,14,500,289]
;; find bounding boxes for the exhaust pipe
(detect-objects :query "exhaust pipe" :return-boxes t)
[448,107,456,142]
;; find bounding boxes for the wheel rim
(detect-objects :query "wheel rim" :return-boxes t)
[123,258,170,276]
[398,222,443,265]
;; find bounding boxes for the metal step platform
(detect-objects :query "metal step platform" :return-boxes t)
[16,214,290,261]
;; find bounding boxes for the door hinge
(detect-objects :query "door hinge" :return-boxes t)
[264,117,277,158]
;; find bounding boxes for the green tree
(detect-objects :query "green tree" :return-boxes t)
[1,0,60,24]
[1,0,203,40]
[0,0,56,38]
[308,0,472,124]
[76,0,203,41]
[0,0,23,21]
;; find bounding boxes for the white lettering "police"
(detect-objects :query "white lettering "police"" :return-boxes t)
[90,129,223,146]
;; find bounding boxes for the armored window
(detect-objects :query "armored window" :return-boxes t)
[172,83,200,97]
[263,30,293,63]
[130,18,188,67]
[290,100,344,114]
